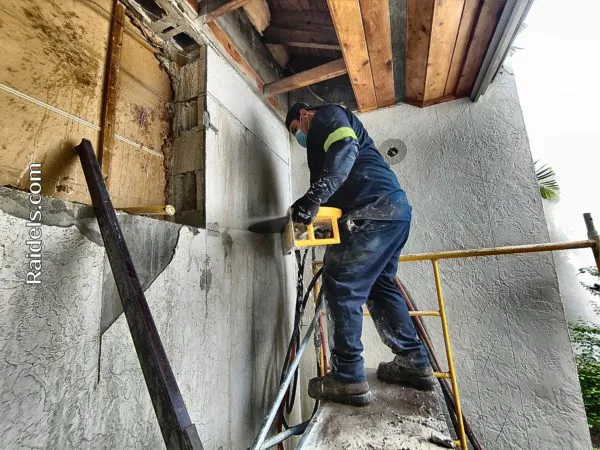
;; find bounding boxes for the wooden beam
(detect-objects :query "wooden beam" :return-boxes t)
[359,0,395,108]
[100,0,125,187]
[264,59,347,96]
[270,11,335,28]
[424,0,465,101]
[285,42,341,51]
[405,0,435,104]
[207,9,287,114]
[200,0,253,23]
[327,0,377,111]
[263,27,340,49]
[444,0,480,95]
[455,0,506,97]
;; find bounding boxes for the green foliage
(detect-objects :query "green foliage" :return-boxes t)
[535,161,560,199]
[569,322,600,439]
[579,266,600,297]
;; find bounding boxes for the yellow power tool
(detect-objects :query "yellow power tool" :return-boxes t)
[248,207,342,254]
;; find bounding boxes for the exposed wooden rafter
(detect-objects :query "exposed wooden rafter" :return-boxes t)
[263,27,340,51]
[455,0,506,97]
[359,0,395,108]
[200,0,254,23]
[405,0,507,107]
[263,58,347,97]
[327,0,377,111]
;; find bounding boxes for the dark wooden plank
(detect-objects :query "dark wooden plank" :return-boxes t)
[405,0,435,104]
[264,58,347,96]
[100,0,125,187]
[359,0,395,108]
[455,0,506,97]
[263,26,340,49]
[327,0,377,111]
[270,10,334,28]
[200,0,254,23]
[444,0,481,95]
[424,0,465,101]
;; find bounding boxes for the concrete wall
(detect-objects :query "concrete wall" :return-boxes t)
[291,71,591,449]
[0,45,295,449]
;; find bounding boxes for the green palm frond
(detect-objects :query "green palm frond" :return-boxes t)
[535,160,560,200]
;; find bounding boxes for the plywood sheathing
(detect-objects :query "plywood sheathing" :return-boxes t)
[0,0,172,207]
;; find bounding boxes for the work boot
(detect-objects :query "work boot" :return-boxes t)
[377,354,436,391]
[308,373,373,406]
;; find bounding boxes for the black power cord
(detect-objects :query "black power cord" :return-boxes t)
[277,253,323,430]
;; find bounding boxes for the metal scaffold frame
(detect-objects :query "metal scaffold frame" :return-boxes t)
[257,214,600,450]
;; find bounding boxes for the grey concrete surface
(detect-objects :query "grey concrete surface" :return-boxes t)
[298,370,453,450]
[290,71,591,449]
[0,47,296,449]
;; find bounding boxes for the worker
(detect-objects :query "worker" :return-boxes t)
[286,102,435,406]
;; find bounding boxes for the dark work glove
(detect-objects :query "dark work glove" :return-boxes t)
[291,195,320,225]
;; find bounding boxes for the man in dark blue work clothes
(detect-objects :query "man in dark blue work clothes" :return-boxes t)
[287,102,435,406]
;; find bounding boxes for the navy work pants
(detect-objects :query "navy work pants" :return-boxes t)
[322,219,429,383]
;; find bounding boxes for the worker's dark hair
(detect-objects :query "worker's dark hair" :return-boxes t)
[285,102,311,130]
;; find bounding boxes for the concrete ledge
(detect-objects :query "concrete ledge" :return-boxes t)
[298,369,454,450]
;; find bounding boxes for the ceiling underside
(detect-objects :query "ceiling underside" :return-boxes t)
[127,0,523,115]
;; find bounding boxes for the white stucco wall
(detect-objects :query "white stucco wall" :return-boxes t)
[0,46,295,449]
[291,71,591,449]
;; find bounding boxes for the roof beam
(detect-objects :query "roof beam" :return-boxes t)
[200,0,253,23]
[359,0,395,108]
[263,27,341,50]
[327,0,377,111]
[455,0,506,96]
[405,0,434,104]
[263,58,347,96]
[423,0,465,101]
[270,11,335,28]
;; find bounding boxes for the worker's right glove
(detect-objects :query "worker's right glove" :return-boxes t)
[291,195,320,225]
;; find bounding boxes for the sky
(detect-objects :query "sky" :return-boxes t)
[511,0,600,322]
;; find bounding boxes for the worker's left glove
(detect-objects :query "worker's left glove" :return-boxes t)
[291,195,320,225]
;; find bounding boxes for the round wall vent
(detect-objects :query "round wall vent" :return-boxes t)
[379,139,407,165]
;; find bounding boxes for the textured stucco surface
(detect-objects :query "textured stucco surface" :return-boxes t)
[291,72,591,449]
[0,48,295,449]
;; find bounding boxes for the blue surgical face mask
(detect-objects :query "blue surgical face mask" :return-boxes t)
[295,130,308,148]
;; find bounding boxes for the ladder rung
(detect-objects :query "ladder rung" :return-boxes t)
[434,371,451,379]
[454,440,461,448]
[409,310,440,317]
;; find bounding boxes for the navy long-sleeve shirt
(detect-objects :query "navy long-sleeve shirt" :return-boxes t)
[304,104,412,222]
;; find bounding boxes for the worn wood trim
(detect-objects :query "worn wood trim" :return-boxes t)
[444,0,480,95]
[423,0,465,101]
[200,0,253,23]
[359,0,395,108]
[405,0,435,103]
[100,0,126,186]
[327,0,377,112]
[264,58,347,96]
[455,0,506,97]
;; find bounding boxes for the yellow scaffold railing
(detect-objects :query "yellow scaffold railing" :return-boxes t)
[313,213,600,450]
